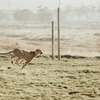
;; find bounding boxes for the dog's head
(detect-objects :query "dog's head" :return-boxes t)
[35,49,43,55]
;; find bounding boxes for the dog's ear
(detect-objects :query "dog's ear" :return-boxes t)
[35,49,40,51]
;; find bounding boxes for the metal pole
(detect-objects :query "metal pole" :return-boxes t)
[57,1,61,60]
[51,21,55,60]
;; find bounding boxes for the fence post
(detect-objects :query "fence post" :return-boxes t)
[51,21,54,60]
[57,7,61,60]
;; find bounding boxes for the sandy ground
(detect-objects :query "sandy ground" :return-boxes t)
[0,56,100,100]
[0,27,100,56]
[0,26,100,100]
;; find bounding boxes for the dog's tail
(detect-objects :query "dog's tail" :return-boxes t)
[0,50,13,55]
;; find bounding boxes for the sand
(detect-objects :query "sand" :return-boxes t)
[0,56,100,100]
[0,26,100,100]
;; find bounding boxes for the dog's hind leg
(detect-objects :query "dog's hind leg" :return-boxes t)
[22,61,30,69]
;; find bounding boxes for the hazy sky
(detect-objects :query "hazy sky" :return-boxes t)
[0,0,100,10]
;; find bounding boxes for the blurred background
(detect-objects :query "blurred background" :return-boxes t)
[0,0,100,56]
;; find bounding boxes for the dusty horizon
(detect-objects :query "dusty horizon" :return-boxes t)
[0,0,100,10]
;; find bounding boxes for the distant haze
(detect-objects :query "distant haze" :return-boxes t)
[0,0,100,28]
[0,0,100,10]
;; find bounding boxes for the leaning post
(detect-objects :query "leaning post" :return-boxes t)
[51,21,55,60]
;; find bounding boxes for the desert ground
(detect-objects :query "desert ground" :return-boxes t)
[0,26,100,100]
[0,56,100,100]
[0,26,100,56]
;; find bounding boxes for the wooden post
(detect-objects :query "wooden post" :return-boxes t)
[57,7,61,60]
[51,21,54,60]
